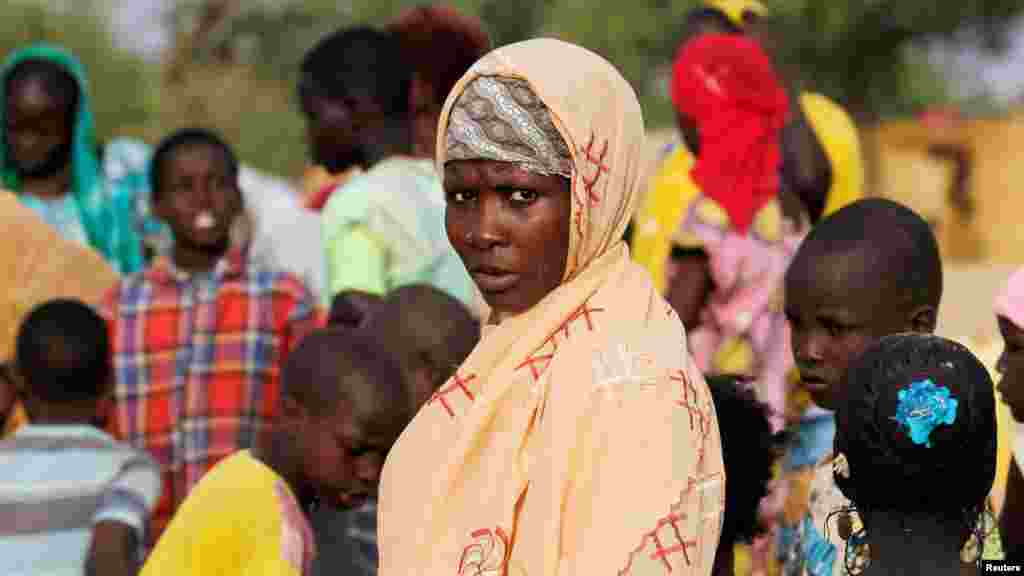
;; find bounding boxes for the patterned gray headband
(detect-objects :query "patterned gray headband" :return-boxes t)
[445,76,573,178]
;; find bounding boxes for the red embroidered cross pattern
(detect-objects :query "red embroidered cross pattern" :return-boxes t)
[580,132,610,205]
[560,302,604,338]
[671,370,709,437]
[429,372,477,418]
[648,512,696,572]
[619,506,697,575]
[620,473,725,576]
[516,301,605,383]
[516,352,555,382]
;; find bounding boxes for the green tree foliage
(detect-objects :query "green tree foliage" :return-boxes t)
[768,0,1024,119]
[4,0,1024,177]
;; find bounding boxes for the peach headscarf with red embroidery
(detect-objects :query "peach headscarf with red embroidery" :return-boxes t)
[377,38,724,576]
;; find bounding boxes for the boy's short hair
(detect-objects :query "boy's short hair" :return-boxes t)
[835,333,995,520]
[299,27,410,117]
[373,285,479,390]
[328,290,384,329]
[706,375,786,544]
[791,198,942,309]
[16,299,110,403]
[149,128,239,204]
[282,328,410,435]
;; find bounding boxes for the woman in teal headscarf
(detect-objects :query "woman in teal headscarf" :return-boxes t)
[1,43,144,274]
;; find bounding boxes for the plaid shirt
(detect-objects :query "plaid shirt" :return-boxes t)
[101,249,321,546]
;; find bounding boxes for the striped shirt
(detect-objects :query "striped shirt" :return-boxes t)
[309,499,377,576]
[101,249,321,546]
[0,424,161,576]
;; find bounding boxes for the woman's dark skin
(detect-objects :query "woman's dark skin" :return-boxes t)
[444,159,572,324]
[997,316,1024,560]
[5,74,74,199]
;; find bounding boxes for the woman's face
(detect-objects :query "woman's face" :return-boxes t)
[997,316,1024,422]
[5,76,73,179]
[445,159,572,321]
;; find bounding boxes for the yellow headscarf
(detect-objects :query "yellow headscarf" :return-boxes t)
[379,39,723,576]
[800,92,865,217]
[704,0,768,27]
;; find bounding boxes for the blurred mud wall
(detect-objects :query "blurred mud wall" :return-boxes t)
[866,109,1024,265]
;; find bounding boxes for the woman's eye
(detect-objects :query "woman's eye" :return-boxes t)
[823,320,852,338]
[509,189,537,203]
[447,190,474,204]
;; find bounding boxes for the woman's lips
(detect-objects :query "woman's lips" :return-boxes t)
[470,268,519,294]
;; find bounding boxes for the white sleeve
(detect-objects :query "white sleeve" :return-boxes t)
[92,451,162,536]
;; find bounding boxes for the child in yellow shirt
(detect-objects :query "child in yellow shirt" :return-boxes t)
[141,328,410,575]
[0,363,27,438]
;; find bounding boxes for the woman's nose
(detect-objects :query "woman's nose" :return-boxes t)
[465,194,508,250]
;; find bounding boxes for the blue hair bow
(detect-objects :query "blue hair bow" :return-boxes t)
[894,378,958,448]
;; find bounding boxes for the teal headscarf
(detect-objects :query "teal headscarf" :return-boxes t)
[0,43,143,274]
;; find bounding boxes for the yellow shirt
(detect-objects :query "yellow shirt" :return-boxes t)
[800,93,865,218]
[141,450,315,576]
[2,401,27,439]
[631,147,700,294]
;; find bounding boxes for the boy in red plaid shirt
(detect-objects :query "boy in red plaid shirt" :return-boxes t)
[101,128,321,547]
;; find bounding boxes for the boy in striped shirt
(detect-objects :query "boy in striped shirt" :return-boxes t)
[0,299,161,576]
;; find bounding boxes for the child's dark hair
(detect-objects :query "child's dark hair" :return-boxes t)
[149,128,239,204]
[282,328,410,440]
[790,198,942,310]
[5,58,80,120]
[16,299,110,404]
[834,333,995,528]
[328,290,384,329]
[372,285,479,391]
[706,375,787,544]
[299,27,410,118]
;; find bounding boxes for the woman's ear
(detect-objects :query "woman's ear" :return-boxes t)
[908,305,938,334]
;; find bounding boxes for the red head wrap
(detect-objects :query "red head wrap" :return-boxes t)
[671,34,789,233]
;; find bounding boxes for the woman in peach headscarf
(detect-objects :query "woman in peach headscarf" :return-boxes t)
[377,39,724,575]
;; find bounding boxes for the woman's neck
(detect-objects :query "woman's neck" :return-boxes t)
[864,512,966,576]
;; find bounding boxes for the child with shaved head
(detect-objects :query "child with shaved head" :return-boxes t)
[779,198,947,575]
[141,328,409,576]
[311,284,478,576]
[374,284,479,411]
